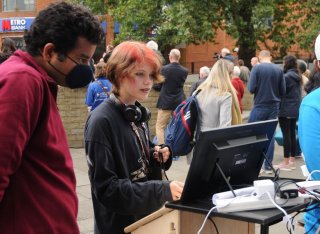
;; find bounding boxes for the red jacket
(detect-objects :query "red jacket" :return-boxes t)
[231,77,245,113]
[0,50,79,233]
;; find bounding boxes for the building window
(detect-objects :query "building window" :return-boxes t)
[3,0,35,12]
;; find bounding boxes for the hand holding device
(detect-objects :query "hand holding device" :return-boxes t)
[154,145,170,163]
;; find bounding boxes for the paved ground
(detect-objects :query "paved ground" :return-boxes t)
[72,139,308,234]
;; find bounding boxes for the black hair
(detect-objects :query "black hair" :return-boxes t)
[24,2,105,56]
[283,55,298,73]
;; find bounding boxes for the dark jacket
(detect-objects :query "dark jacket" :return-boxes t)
[248,63,286,107]
[222,53,235,63]
[156,62,188,110]
[279,68,302,118]
[85,99,173,234]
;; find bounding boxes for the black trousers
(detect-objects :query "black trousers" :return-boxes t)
[278,117,297,158]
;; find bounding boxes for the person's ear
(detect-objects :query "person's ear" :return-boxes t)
[42,43,55,62]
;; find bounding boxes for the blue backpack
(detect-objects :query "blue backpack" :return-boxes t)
[165,90,201,156]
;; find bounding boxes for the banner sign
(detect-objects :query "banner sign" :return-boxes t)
[0,17,107,33]
[0,18,34,32]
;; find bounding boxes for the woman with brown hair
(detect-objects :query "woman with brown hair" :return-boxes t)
[0,38,16,64]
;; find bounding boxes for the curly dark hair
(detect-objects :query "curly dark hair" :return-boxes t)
[24,2,105,56]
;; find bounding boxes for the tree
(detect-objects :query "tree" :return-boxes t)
[294,1,320,61]
[73,0,109,14]
[109,0,220,59]
[214,0,303,65]
[74,0,320,67]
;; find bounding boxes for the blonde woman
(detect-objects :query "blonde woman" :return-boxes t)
[196,59,242,131]
[187,59,242,164]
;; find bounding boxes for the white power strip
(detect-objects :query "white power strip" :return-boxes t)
[214,195,305,213]
[212,186,255,202]
[296,180,320,191]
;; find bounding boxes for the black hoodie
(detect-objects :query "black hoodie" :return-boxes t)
[279,68,302,118]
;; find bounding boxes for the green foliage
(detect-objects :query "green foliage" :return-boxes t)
[295,1,320,54]
[70,0,109,14]
[110,0,163,43]
[74,0,320,64]
[109,0,219,49]
[155,2,218,47]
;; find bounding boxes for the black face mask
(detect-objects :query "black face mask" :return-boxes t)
[65,63,93,89]
[49,55,94,89]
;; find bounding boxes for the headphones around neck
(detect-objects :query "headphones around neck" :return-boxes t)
[110,94,151,123]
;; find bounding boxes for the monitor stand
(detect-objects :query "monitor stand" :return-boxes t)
[216,162,236,197]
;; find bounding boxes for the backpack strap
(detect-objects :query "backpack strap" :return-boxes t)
[97,81,110,96]
[193,89,201,97]
[192,89,201,140]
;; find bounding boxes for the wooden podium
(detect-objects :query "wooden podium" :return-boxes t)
[125,207,255,234]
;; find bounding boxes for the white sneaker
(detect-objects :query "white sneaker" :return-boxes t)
[264,169,273,174]
[289,161,296,169]
[260,168,273,174]
[274,163,292,171]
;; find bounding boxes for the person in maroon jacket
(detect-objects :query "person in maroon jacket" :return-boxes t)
[231,66,245,113]
[0,2,104,233]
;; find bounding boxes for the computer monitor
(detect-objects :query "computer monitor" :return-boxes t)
[180,119,278,204]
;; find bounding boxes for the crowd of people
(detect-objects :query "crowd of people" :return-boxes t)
[84,42,320,233]
[1,1,320,234]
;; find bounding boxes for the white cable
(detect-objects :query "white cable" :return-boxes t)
[196,206,217,234]
[307,190,320,200]
[197,195,248,234]
[265,192,294,234]
[198,191,297,234]
[306,170,320,182]
[300,170,320,191]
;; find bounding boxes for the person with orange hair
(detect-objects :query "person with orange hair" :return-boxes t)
[84,41,184,234]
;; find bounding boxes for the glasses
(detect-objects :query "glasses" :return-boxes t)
[66,54,90,66]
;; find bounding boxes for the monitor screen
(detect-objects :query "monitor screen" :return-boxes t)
[180,119,278,204]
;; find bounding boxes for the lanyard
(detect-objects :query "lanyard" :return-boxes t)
[130,122,150,173]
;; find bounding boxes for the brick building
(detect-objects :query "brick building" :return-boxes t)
[0,0,56,47]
